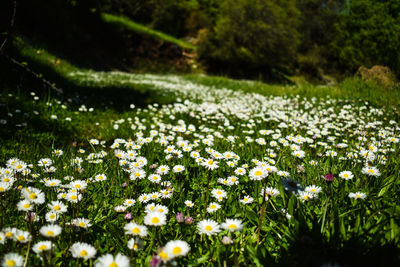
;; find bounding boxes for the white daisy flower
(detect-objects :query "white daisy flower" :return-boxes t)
[95,253,130,267]
[70,242,97,260]
[2,253,24,267]
[123,223,148,237]
[221,219,244,232]
[197,219,220,236]
[163,240,190,259]
[144,211,167,226]
[33,241,53,254]
[39,224,62,238]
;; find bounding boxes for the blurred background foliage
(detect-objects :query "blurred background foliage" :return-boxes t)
[1,0,400,83]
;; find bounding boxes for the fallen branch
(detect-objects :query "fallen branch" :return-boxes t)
[2,53,63,94]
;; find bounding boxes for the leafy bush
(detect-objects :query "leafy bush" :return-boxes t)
[197,0,300,81]
[331,0,400,77]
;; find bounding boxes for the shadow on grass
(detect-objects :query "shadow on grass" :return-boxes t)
[2,44,175,112]
[279,235,400,266]
[0,46,175,160]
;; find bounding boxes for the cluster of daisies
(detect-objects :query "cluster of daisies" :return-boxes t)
[1,81,399,266]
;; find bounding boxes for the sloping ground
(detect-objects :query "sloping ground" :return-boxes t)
[9,37,400,109]
[1,58,400,266]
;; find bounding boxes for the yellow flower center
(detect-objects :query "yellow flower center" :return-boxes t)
[304,195,310,200]
[228,224,237,229]
[254,171,262,176]
[368,169,374,173]
[133,244,139,249]
[80,250,88,256]
[79,222,86,227]
[47,231,54,236]
[16,165,22,169]
[75,184,81,189]
[39,245,47,250]
[17,235,25,241]
[6,260,16,266]
[159,252,169,260]
[50,182,56,186]
[0,187,4,191]
[172,247,182,255]
[23,203,31,209]
[344,174,349,178]
[205,225,212,231]
[151,217,160,224]
[132,227,140,234]
[71,195,77,200]
[244,198,248,201]
[109,262,118,267]
[4,178,9,182]
[29,193,37,199]
[50,214,56,219]
[6,232,13,238]
[210,205,216,209]
[54,205,60,211]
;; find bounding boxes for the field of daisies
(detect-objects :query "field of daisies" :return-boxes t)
[1,74,400,266]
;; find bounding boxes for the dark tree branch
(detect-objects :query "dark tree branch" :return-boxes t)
[2,53,64,94]
[0,0,63,94]
[0,0,17,52]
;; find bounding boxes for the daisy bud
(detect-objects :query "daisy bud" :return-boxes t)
[121,182,128,188]
[176,212,184,223]
[124,212,132,220]
[150,255,162,267]
[184,216,194,225]
[25,212,39,222]
[323,173,334,182]
[222,236,233,245]
[297,165,305,173]
[150,164,157,169]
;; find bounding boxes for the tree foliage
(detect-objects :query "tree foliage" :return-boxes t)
[197,0,300,81]
[331,0,400,76]
[7,0,400,80]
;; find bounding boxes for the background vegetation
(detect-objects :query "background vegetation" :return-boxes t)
[1,0,400,82]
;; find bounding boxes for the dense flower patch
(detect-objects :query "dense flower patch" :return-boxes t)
[1,82,399,266]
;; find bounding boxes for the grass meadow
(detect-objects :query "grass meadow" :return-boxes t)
[0,19,400,265]
[1,59,400,266]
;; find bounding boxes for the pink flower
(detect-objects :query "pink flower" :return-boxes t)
[323,173,334,182]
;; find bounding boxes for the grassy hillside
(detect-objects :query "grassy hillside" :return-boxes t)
[101,13,196,51]
[8,37,400,110]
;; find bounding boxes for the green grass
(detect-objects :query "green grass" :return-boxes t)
[1,79,399,266]
[2,37,400,266]
[182,74,400,108]
[101,13,196,51]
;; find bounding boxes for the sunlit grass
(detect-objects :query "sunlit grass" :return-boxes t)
[101,13,196,51]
